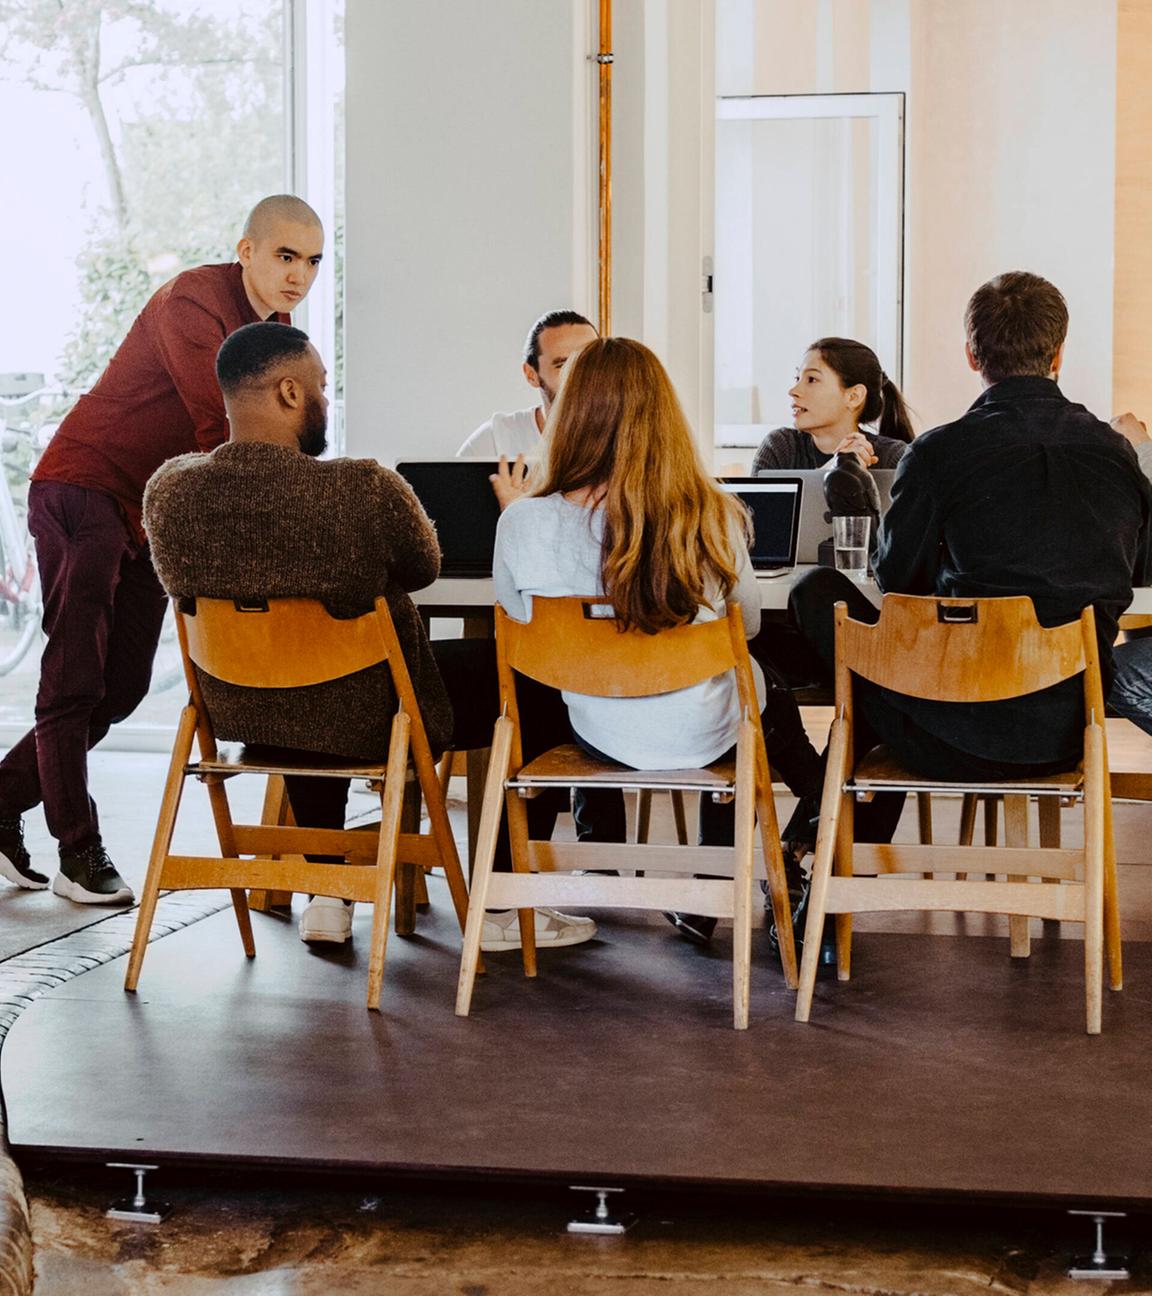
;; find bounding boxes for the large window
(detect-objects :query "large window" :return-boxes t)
[0,0,344,744]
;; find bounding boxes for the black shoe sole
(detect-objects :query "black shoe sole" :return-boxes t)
[662,911,717,946]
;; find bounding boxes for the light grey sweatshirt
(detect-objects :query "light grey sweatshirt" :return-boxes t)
[493,493,763,769]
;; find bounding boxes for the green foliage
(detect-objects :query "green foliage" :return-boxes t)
[58,225,153,388]
[0,0,294,389]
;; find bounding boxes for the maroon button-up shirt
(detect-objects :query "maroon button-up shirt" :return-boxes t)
[34,261,288,542]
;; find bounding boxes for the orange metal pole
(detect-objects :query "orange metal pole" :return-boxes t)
[597,0,613,335]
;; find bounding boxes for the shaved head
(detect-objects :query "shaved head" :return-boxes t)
[242,194,322,241]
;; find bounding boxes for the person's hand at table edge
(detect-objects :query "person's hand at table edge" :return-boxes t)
[1112,412,1150,445]
[490,454,531,510]
[834,431,879,469]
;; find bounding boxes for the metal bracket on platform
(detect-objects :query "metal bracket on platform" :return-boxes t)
[1067,1210,1129,1280]
[106,1163,170,1224]
[567,1185,635,1235]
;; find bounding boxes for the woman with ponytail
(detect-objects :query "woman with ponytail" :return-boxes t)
[752,337,913,472]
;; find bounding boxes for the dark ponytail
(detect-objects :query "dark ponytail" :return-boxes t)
[809,337,915,445]
[877,375,915,445]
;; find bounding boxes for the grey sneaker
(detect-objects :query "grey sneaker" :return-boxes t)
[53,842,134,905]
[0,817,49,890]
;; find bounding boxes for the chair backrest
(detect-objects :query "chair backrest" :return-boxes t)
[495,596,749,699]
[179,596,394,689]
[835,593,1098,705]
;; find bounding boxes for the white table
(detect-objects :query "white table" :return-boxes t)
[414,567,1152,615]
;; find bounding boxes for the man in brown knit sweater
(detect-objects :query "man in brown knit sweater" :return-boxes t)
[144,322,596,951]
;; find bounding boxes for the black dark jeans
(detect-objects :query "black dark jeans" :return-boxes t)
[283,637,627,868]
[786,567,1075,846]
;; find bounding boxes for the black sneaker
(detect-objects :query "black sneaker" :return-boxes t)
[0,817,49,890]
[53,842,134,905]
[662,911,718,946]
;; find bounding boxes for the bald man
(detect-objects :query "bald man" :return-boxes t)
[0,196,324,906]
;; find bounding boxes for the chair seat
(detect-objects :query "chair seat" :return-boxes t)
[511,743,737,793]
[849,744,1083,796]
[189,743,390,781]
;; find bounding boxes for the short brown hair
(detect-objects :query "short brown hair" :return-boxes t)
[963,272,1068,383]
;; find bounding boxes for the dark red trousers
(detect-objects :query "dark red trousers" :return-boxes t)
[0,482,167,849]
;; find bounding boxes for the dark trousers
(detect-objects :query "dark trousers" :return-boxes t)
[0,482,167,850]
[284,637,627,868]
[787,567,1073,845]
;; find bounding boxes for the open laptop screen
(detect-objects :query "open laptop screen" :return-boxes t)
[394,460,501,578]
[718,477,803,572]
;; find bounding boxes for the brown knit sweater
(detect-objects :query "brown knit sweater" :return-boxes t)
[143,441,452,759]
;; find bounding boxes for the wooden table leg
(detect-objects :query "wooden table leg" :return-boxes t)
[249,774,294,913]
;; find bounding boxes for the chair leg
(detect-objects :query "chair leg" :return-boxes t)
[1036,794,1064,941]
[248,775,294,913]
[983,795,998,845]
[795,795,841,1022]
[506,787,537,978]
[1102,778,1122,992]
[753,737,797,989]
[796,719,850,1021]
[394,781,423,937]
[916,791,933,844]
[437,749,455,803]
[671,790,688,846]
[413,732,472,938]
[1083,728,1106,1034]
[229,890,256,957]
[958,793,978,848]
[203,777,255,957]
[1002,794,1031,958]
[834,793,854,981]
[635,789,652,844]
[1037,796,1061,848]
[457,716,513,1016]
[125,705,197,991]
[366,712,410,1011]
[732,725,756,1030]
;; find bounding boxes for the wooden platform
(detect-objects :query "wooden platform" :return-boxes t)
[5,891,1152,1207]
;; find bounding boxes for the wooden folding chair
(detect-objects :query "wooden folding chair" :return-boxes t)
[795,594,1118,1034]
[455,596,799,1030]
[124,596,470,1010]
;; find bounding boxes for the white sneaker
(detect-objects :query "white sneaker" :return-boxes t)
[299,896,353,944]
[480,907,596,952]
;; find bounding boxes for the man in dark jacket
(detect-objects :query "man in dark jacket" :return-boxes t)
[788,270,1151,842]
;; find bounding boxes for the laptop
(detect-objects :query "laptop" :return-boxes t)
[718,477,803,574]
[750,467,896,563]
[395,460,501,578]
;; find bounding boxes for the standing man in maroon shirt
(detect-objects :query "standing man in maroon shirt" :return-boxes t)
[0,194,324,904]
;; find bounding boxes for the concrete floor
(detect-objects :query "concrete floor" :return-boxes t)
[12,743,1152,1293]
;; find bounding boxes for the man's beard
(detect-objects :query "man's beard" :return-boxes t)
[298,395,328,457]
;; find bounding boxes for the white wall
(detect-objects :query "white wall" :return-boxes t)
[905,0,1117,429]
[343,0,1120,459]
[344,0,593,462]
[699,0,1118,431]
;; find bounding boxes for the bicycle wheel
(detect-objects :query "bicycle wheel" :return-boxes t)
[0,512,41,676]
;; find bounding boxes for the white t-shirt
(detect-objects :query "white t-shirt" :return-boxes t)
[493,493,764,769]
[456,407,542,458]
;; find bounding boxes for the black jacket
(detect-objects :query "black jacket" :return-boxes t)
[872,377,1151,763]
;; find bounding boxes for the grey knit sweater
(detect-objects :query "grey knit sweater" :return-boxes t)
[143,441,452,759]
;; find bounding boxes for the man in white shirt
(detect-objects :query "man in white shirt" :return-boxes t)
[456,309,598,457]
